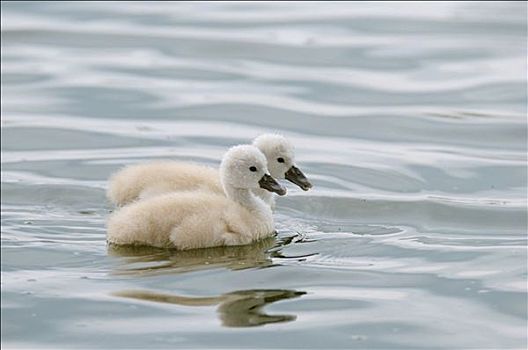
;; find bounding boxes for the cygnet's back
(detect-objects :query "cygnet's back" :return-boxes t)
[107,161,222,207]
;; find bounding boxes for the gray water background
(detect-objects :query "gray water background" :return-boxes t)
[1,1,527,349]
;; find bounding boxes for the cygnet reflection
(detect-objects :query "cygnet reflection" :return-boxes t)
[108,236,278,277]
[114,288,306,327]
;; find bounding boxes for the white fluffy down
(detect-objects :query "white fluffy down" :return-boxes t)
[106,134,297,208]
[106,145,275,250]
[107,161,222,207]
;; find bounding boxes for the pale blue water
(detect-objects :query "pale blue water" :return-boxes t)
[1,1,527,349]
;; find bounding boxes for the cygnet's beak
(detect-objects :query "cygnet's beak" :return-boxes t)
[259,174,287,196]
[285,165,312,191]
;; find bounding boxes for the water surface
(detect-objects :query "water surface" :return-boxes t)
[1,2,527,349]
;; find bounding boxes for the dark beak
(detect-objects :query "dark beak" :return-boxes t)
[284,165,312,191]
[259,174,287,196]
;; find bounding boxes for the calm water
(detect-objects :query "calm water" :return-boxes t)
[1,2,527,349]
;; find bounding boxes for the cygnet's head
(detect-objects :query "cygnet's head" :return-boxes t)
[253,134,312,191]
[220,145,287,196]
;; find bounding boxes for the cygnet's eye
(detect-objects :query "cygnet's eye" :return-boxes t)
[277,157,285,163]
[249,166,257,172]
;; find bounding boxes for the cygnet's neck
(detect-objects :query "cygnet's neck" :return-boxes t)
[252,188,274,207]
[223,184,268,214]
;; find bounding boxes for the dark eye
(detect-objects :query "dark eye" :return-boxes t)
[249,166,257,172]
[277,157,285,163]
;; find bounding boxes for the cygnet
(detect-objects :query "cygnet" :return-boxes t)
[106,145,286,250]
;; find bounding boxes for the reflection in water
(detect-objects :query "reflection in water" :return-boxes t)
[114,289,306,327]
[108,234,317,277]
[109,235,312,326]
